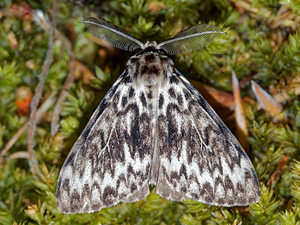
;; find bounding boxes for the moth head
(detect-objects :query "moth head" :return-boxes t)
[144,41,158,49]
[82,17,225,55]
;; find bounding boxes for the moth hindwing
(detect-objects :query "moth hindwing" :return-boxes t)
[56,18,260,214]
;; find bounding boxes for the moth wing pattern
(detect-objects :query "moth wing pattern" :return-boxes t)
[56,72,152,214]
[155,70,260,206]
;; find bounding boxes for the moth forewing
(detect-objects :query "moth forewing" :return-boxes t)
[56,18,260,214]
[155,69,260,206]
[56,71,153,214]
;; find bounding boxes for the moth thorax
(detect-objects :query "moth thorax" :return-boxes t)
[140,67,161,87]
[139,54,165,87]
[142,75,158,87]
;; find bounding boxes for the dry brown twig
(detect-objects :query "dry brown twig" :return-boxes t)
[31,3,77,136]
[2,152,29,162]
[267,155,289,187]
[51,34,75,136]
[27,0,57,178]
[232,71,249,151]
[0,92,56,164]
[1,1,77,169]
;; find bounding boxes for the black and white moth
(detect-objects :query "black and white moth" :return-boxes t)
[56,17,260,214]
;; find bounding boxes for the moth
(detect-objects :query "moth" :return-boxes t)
[56,17,260,214]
